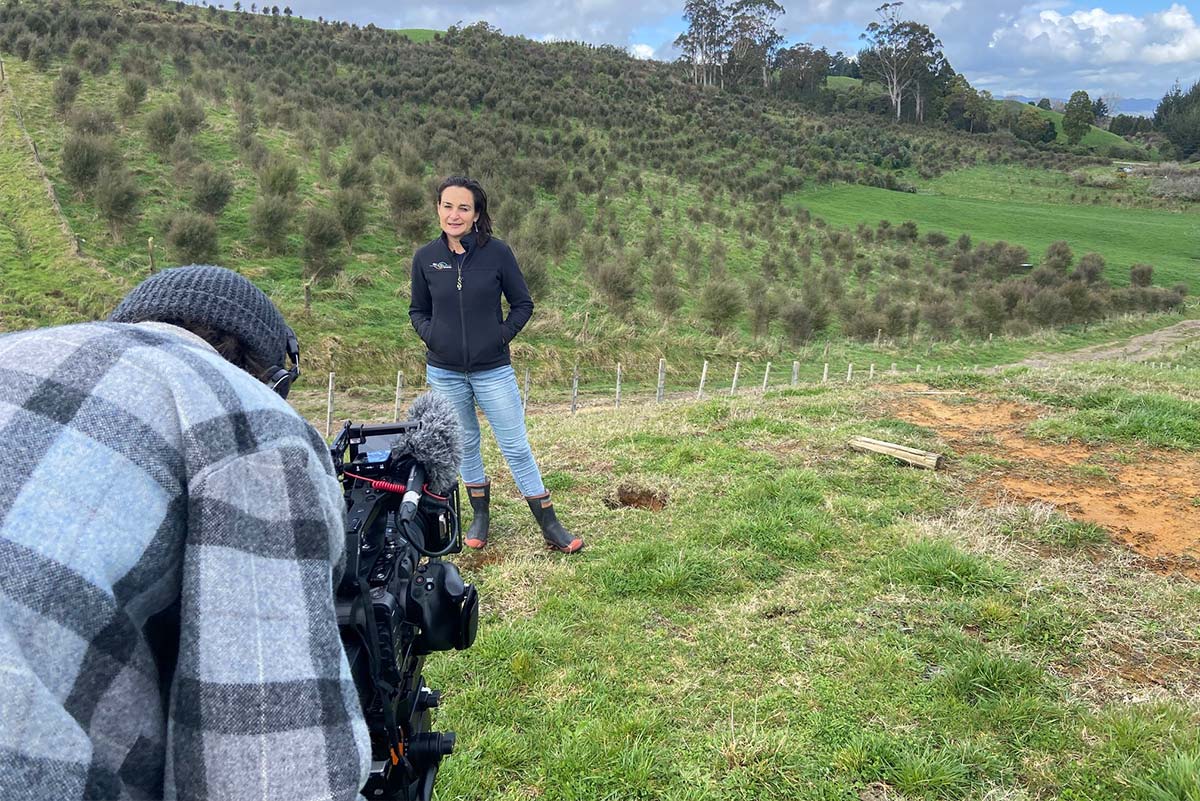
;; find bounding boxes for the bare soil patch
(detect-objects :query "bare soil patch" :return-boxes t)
[891,393,1200,577]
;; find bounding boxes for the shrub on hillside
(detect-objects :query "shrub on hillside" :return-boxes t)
[166,212,218,264]
[191,166,234,216]
[780,300,815,345]
[83,47,111,76]
[176,90,206,134]
[52,66,82,113]
[923,230,949,248]
[651,261,683,320]
[594,258,637,318]
[260,158,299,198]
[387,179,428,242]
[69,106,116,136]
[338,159,373,191]
[745,277,779,338]
[1043,240,1074,272]
[510,238,550,300]
[61,133,115,192]
[94,167,141,237]
[333,189,369,249]
[144,105,180,152]
[1072,253,1105,284]
[921,299,956,339]
[1027,288,1073,326]
[302,207,345,280]
[249,194,293,254]
[698,278,743,335]
[123,76,148,109]
[1130,263,1153,288]
[838,297,885,341]
[31,43,53,72]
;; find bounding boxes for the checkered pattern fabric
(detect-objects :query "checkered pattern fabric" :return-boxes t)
[0,322,369,800]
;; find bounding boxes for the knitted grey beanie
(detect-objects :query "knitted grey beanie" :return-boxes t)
[109,264,289,369]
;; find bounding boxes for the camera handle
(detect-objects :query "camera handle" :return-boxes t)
[351,530,406,770]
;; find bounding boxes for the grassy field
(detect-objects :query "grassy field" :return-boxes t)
[295,360,1200,801]
[395,28,439,42]
[790,178,1200,292]
[918,164,1180,211]
[0,76,127,327]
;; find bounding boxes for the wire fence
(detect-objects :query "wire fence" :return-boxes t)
[322,357,995,437]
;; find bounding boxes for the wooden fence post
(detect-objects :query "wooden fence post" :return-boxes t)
[761,361,771,392]
[656,358,665,403]
[846,363,854,382]
[325,372,335,438]
[697,360,708,399]
[393,370,403,421]
[730,362,740,396]
[147,237,156,274]
[869,364,875,381]
[615,362,622,408]
[791,360,799,386]
[570,362,579,415]
[822,363,829,383]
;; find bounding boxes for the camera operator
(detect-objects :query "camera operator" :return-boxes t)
[0,265,370,800]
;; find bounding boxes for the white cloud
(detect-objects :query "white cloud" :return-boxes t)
[975,3,1200,96]
[629,43,655,59]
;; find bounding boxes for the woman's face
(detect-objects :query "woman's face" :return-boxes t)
[438,186,480,240]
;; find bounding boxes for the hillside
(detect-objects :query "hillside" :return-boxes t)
[0,0,1193,388]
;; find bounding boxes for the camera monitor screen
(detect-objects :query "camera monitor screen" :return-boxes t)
[348,422,419,466]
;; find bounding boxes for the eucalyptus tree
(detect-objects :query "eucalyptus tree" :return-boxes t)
[675,0,728,87]
[727,0,784,90]
[859,2,945,122]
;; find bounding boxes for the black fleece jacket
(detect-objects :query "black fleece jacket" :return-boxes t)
[409,232,534,373]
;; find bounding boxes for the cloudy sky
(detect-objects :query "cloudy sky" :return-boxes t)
[281,1,1199,105]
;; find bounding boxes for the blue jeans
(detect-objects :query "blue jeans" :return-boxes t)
[425,364,546,497]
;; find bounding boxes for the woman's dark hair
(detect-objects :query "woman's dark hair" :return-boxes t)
[436,176,493,246]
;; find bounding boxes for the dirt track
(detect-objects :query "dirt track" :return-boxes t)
[1014,319,1200,367]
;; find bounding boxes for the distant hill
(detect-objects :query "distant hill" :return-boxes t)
[1003,95,1160,118]
[993,99,1141,153]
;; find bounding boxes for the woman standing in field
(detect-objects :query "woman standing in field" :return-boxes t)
[409,176,584,554]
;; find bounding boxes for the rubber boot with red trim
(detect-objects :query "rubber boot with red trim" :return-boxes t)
[464,481,490,550]
[525,492,584,553]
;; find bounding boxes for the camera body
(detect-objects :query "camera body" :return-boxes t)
[331,421,479,801]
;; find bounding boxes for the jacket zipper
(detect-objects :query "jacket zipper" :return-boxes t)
[455,248,471,370]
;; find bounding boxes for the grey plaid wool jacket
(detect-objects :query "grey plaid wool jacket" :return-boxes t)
[0,321,370,800]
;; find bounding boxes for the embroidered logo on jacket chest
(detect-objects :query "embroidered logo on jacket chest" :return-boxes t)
[430,261,453,270]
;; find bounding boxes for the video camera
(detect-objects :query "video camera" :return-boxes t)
[330,419,479,801]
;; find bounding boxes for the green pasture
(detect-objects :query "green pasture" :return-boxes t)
[918,164,1173,209]
[299,366,1200,801]
[791,180,1200,292]
[394,28,439,42]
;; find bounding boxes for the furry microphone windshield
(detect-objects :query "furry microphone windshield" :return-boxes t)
[392,391,463,494]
